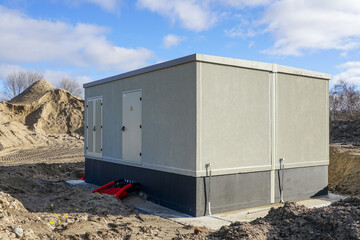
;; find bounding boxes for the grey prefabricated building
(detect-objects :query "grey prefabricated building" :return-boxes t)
[83,54,331,217]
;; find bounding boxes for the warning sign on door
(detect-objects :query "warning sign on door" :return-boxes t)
[130,106,133,111]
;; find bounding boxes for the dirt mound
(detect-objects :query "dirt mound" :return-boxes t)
[0,160,200,239]
[329,145,360,195]
[9,80,55,104]
[24,88,84,135]
[330,120,360,144]
[207,198,360,240]
[0,80,84,150]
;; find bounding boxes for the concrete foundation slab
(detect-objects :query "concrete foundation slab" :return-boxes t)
[124,193,346,230]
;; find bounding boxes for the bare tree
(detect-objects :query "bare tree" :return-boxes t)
[4,71,43,99]
[58,78,82,97]
[330,80,360,121]
[26,71,43,87]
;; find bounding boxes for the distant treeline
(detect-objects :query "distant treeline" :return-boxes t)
[330,80,360,121]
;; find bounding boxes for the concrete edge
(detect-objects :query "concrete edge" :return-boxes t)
[83,54,331,88]
[83,54,197,88]
[84,154,329,177]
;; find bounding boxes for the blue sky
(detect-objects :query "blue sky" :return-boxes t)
[0,0,360,94]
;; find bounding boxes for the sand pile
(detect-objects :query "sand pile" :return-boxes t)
[0,80,84,150]
[9,80,55,104]
[329,145,360,195]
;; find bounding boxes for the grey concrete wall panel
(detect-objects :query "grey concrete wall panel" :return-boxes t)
[199,63,271,174]
[85,62,197,174]
[274,165,328,202]
[276,74,329,168]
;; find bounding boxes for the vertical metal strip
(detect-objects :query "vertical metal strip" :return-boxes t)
[196,61,203,176]
[100,98,103,157]
[85,100,88,154]
[93,100,96,155]
[270,64,277,203]
[325,81,329,163]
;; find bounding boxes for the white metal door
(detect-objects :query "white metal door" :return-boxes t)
[122,90,142,163]
[86,97,102,157]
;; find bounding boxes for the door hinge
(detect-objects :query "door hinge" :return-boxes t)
[139,153,142,156]
[86,105,88,108]
[86,147,88,149]
[101,103,103,106]
[101,148,103,152]
[86,126,88,129]
[140,97,142,101]
[101,125,103,129]
[140,125,142,128]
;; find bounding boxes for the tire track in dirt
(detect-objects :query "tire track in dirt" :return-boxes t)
[0,144,84,166]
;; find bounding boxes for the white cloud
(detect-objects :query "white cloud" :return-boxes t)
[0,6,154,71]
[0,64,26,80]
[85,0,122,11]
[66,0,123,12]
[225,25,256,38]
[260,0,360,55]
[162,34,185,48]
[221,0,274,8]
[333,62,360,85]
[137,0,217,31]
[41,70,92,88]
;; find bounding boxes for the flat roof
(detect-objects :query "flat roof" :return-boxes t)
[84,54,332,88]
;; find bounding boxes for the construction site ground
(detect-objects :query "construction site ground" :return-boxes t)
[0,142,359,239]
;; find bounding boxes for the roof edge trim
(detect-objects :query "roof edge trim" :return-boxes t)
[84,53,331,88]
[83,54,196,88]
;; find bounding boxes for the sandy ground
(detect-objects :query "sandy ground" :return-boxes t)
[329,143,360,196]
[0,141,208,240]
[0,142,359,239]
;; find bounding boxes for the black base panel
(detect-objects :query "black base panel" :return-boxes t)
[274,165,328,203]
[86,158,328,217]
[85,158,197,216]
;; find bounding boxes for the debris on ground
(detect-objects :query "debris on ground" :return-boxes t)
[176,197,360,240]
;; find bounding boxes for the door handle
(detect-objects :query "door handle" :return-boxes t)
[121,126,125,132]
